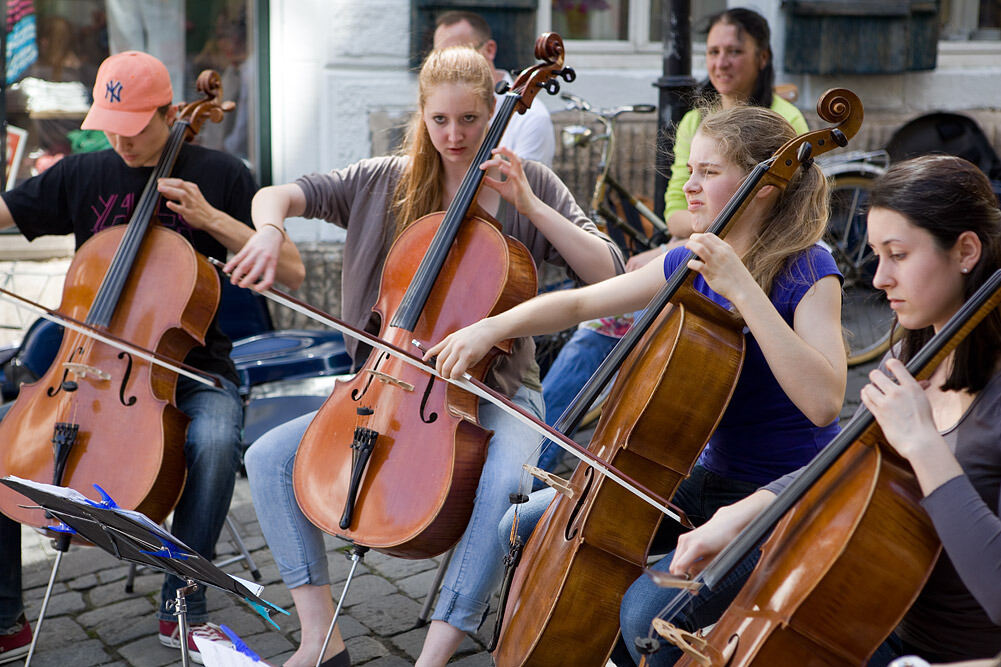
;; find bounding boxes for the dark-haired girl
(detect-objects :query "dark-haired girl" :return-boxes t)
[648,155,1001,665]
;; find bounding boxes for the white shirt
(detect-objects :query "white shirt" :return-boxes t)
[494,72,556,167]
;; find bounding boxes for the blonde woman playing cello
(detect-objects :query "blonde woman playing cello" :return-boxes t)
[228,46,623,667]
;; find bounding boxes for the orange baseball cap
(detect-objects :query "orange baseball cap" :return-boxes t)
[81,51,173,137]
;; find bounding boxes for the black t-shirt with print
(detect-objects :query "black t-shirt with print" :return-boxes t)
[3,143,257,384]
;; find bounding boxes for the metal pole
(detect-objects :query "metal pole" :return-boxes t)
[653,0,697,222]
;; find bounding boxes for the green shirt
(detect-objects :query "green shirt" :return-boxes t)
[664,95,810,220]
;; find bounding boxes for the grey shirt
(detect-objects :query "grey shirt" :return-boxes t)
[295,155,623,396]
[764,367,1001,660]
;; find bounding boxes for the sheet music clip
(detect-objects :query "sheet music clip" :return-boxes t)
[82,483,119,509]
[44,520,76,534]
[140,538,193,560]
[220,624,262,661]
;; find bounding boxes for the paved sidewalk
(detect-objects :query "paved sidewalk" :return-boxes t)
[8,361,875,666]
[11,474,497,667]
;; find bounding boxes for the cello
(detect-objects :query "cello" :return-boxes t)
[0,71,234,533]
[492,89,864,666]
[291,34,576,560]
[649,283,1001,666]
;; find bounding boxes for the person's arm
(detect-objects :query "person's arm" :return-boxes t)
[158,177,305,290]
[685,233,847,426]
[664,111,698,240]
[480,147,619,284]
[669,489,777,577]
[0,197,16,230]
[223,183,308,290]
[862,359,1001,624]
[426,254,667,379]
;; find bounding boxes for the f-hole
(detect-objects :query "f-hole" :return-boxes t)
[721,634,740,667]
[117,351,137,406]
[352,352,388,401]
[419,374,438,424]
[565,466,594,541]
[47,346,83,397]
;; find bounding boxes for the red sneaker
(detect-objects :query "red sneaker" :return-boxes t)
[157,619,234,665]
[0,615,32,665]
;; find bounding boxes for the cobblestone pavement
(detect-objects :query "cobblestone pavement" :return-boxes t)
[8,359,877,667]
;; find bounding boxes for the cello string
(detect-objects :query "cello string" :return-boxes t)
[89,120,190,326]
[0,289,218,387]
[211,260,683,522]
[395,94,521,327]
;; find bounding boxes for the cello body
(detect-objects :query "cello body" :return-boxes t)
[494,285,744,665]
[294,211,536,559]
[0,225,219,527]
[675,436,939,666]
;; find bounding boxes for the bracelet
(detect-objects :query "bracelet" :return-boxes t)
[261,222,287,240]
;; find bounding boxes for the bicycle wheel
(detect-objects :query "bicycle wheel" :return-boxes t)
[825,172,897,365]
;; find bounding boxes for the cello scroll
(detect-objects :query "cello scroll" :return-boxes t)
[504,33,576,113]
[175,70,237,139]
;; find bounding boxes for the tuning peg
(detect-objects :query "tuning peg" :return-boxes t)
[539,79,560,96]
[495,81,510,95]
[796,142,814,171]
[558,67,576,83]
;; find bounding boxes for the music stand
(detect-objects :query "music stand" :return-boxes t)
[2,476,287,666]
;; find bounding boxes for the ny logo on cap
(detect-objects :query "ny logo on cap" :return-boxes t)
[105,80,123,104]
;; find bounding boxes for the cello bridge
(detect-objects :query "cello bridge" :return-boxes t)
[651,619,714,666]
[363,369,414,392]
[62,362,111,381]
[524,465,574,499]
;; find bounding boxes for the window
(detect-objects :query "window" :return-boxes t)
[545,0,725,50]
[3,0,264,189]
[941,0,1001,40]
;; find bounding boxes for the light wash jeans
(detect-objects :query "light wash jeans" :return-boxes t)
[0,377,242,627]
[245,386,544,634]
[536,327,619,486]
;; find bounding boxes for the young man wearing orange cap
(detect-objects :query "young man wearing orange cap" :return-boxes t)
[0,50,304,664]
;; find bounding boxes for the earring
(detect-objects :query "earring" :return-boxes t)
[962,267,969,273]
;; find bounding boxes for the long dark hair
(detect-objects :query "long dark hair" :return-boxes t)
[696,7,775,108]
[871,155,1001,392]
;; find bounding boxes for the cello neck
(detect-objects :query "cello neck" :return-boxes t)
[86,119,192,328]
[391,93,521,332]
[703,268,1001,588]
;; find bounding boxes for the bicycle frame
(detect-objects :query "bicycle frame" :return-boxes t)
[562,94,669,255]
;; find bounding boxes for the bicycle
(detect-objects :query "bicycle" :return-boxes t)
[559,92,670,254]
[818,149,897,365]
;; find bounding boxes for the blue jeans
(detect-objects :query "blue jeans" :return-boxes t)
[0,377,241,627]
[619,547,761,666]
[245,410,329,589]
[496,465,760,666]
[536,327,618,482]
[0,403,21,630]
[156,376,244,624]
[619,465,760,665]
[246,386,544,635]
